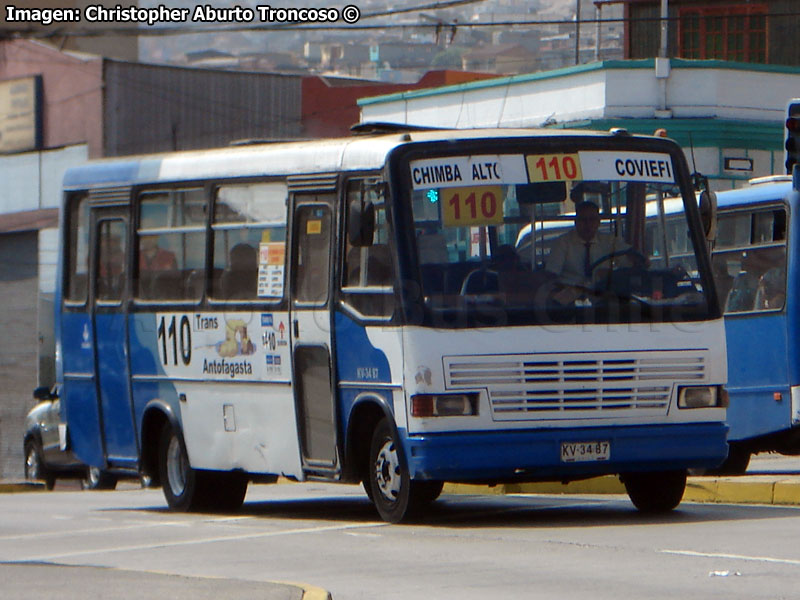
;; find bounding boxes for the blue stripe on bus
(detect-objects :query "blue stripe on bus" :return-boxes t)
[402,422,729,481]
[333,311,391,383]
[63,159,163,189]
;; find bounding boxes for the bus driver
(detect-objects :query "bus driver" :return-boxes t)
[545,200,637,288]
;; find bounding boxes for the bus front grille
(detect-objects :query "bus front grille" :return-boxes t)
[444,351,705,420]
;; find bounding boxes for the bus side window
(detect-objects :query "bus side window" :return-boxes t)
[65,194,89,304]
[136,188,206,302]
[718,207,787,314]
[211,182,288,302]
[97,220,127,301]
[342,179,395,318]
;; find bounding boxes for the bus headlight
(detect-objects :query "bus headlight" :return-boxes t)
[678,386,727,409]
[411,393,478,417]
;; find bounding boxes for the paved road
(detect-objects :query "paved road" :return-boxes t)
[3,479,800,599]
[2,452,799,599]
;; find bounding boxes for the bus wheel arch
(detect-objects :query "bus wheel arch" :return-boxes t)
[344,396,392,484]
[140,402,177,488]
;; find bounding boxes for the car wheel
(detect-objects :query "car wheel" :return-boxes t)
[24,439,55,490]
[82,466,118,490]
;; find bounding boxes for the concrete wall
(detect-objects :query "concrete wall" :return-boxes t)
[0,232,39,480]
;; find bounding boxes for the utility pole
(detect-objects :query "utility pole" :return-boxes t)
[660,0,669,58]
[575,0,582,65]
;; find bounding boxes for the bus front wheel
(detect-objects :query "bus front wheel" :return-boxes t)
[368,418,410,523]
[622,470,687,514]
[368,418,441,523]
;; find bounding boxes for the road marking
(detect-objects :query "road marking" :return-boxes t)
[661,549,800,566]
[13,521,387,562]
[0,515,256,542]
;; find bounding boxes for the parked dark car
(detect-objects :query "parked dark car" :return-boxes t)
[23,386,120,490]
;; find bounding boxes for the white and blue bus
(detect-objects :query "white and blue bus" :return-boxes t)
[707,175,797,472]
[53,127,727,521]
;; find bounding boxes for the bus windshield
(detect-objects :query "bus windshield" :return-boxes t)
[404,148,711,326]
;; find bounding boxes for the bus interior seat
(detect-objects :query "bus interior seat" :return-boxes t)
[221,243,258,299]
[184,269,205,299]
[461,268,500,295]
[420,264,445,294]
[150,270,184,300]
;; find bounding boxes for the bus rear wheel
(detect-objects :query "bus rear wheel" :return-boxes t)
[159,423,200,511]
[622,470,687,514]
[158,423,248,512]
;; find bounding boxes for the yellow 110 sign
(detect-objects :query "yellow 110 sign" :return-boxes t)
[442,186,504,227]
[526,153,583,182]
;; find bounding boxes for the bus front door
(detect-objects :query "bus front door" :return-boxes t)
[290,193,339,475]
[90,207,138,469]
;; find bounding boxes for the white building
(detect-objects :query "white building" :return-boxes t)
[359,58,800,189]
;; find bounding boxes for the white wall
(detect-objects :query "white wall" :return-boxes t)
[0,144,88,213]
[361,62,800,128]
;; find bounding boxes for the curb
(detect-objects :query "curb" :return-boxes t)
[0,482,45,494]
[443,475,800,506]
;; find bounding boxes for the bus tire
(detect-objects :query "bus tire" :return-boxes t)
[202,471,248,512]
[622,470,687,514]
[710,444,751,475]
[368,418,413,523]
[409,481,444,509]
[158,423,201,511]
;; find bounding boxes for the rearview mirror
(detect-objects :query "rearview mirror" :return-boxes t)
[33,386,55,401]
[698,189,717,241]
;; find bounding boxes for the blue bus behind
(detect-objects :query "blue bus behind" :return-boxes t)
[711,176,799,471]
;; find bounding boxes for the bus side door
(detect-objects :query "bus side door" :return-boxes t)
[289,192,339,475]
[90,207,138,468]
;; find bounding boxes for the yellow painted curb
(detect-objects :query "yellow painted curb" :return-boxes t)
[773,480,800,505]
[444,475,625,497]
[445,475,800,506]
[299,583,333,600]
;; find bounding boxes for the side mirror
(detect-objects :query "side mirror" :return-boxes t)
[698,189,717,241]
[348,200,375,247]
[33,385,55,401]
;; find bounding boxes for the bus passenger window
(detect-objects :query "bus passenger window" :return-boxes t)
[136,188,206,301]
[65,194,89,303]
[211,182,287,301]
[341,179,395,318]
[295,206,331,305]
[97,220,126,302]
[726,246,786,312]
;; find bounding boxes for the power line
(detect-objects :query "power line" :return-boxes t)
[5,11,799,41]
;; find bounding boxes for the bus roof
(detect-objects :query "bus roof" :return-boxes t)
[62,127,673,190]
[715,179,794,210]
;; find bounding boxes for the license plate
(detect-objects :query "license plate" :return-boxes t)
[560,441,610,463]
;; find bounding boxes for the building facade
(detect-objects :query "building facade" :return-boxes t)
[612,0,800,66]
